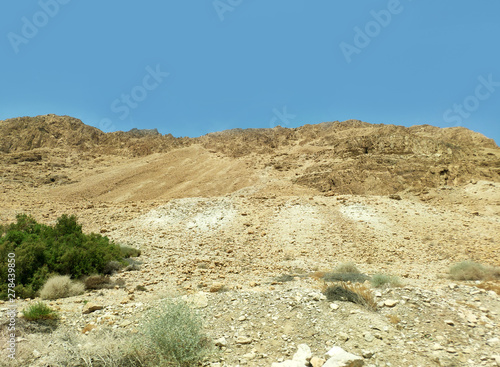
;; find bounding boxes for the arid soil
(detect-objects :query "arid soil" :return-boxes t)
[0,115,499,366]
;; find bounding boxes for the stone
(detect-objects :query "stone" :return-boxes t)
[324,346,364,367]
[337,332,349,342]
[384,299,398,307]
[82,303,103,314]
[236,335,252,344]
[364,332,374,342]
[209,282,225,293]
[444,319,455,326]
[361,350,374,358]
[330,303,340,310]
[242,352,256,360]
[214,337,227,347]
[292,344,312,364]
[311,357,327,367]
[487,337,499,346]
[493,355,500,366]
[182,292,208,309]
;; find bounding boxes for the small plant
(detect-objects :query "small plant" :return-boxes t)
[103,260,123,275]
[138,298,212,366]
[320,262,370,283]
[449,261,500,281]
[39,275,84,300]
[22,301,58,321]
[371,273,402,288]
[135,285,147,292]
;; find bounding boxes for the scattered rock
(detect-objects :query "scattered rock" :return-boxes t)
[311,357,327,367]
[292,344,312,364]
[324,346,364,367]
[235,335,252,345]
[82,303,103,314]
[384,299,398,308]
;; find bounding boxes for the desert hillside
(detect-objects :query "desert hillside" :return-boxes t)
[1,115,499,367]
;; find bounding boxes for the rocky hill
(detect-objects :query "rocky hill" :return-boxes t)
[0,115,499,367]
[0,114,499,196]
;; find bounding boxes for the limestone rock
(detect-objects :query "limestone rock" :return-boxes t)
[82,303,103,314]
[324,346,364,367]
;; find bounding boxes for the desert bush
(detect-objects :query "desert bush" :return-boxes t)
[84,274,112,290]
[40,275,84,300]
[103,260,123,275]
[0,214,128,300]
[120,245,142,258]
[371,273,402,288]
[323,282,377,311]
[333,262,361,274]
[137,298,212,366]
[449,260,500,281]
[323,272,370,283]
[22,301,58,321]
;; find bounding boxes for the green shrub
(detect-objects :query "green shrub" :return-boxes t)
[40,275,84,300]
[138,298,212,366]
[22,301,58,321]
[0,214,128,300]
[449,260,500,281]
[371,273,402,288]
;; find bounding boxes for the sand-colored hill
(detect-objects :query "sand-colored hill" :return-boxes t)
[1,115,499,366]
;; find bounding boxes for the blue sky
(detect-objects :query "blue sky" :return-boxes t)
[1,1,499,144]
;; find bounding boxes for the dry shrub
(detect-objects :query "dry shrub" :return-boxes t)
[40,275,85,300]
[333,262,361,274]
[84,275,112,290]
[449,261,500,281]
[323,281,377,311]
[371,273,403,288]
[387,314,401,324]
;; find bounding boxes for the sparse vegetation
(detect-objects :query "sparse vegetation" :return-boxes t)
[0,214,132,300]
[22,301,58,321]
[371,273,402,288]
[120,245,142,258]
[135,298,213,366]
[40,275,85,300]
[323,282,377,311]
[84,274,112,290]
[320,262,370,283]
[449,260,500,281]
[333,262,361,274]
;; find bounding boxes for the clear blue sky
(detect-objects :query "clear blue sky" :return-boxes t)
[1,1,499,144]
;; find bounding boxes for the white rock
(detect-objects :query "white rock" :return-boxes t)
[384,299,398,307]
[487,337,499,346]
[214,337,227,347]
[324,346,364,367]
[330,303,340,310]
[235,335,252,344]
[293,344,312,363]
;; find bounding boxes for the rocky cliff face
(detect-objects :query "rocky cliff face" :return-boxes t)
[0,114,499,195]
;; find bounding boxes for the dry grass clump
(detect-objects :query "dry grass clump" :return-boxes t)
[40,275,85,300]
[323,282,377,311]
[333,262,361,274]
[371,273,403,288]
[449,261,500,281]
